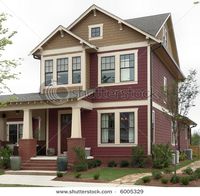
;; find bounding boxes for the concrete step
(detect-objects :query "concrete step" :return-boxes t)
[21,166,57,171]
[5,170,59,176]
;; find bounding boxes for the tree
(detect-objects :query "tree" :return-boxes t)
[0,13,20,95]
[191,131,200,145]
[163,69,199,175]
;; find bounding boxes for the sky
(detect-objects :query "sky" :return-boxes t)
[0,0,200,131]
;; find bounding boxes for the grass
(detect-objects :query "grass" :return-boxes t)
[0,170,4,175]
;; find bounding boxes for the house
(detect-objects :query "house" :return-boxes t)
[0,5,196,169]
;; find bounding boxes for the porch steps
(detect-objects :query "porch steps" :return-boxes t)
[21,159,57,171]
[5,170,58,176]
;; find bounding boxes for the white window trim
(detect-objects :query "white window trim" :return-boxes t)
[164,76,167,92]
[97,108,138,147]
[88,24,103,40]
[98,49,138,87]
[171,121,176,146]
[162,26,168,48]
[42,52,85,89]
[152,110,156,144]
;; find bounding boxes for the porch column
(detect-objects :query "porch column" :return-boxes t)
[67,107,85,169]
[19,109,37,161]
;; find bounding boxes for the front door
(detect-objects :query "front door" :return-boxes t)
[60,113,72,154]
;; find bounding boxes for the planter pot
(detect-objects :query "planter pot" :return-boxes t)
[57,156,67,171]
[10,156,21,170]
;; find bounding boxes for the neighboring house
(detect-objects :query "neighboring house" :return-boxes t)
[0,5,196,168]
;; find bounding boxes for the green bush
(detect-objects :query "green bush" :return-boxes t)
[131,146,146,168]
[57,171,63,178]
[179,152,187,161]
[163,168,173,174]
[152,144,172,169]
[0,147,12,169]
[183,167,193,175]
[170,175,180,184]
[152,170,162,180]
[108,160,117,167]
[95,160,102,167]
[180,176,190,185]
[189,173,198,181]
[87,160,97,169]
[120,160,129,168]
[73,162,88,172]
[93,173,100,180]
[74,173,81,178]
[141,176,151,183]
[161,178,169,184]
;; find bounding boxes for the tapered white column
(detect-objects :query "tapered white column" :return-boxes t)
[22,109,33,139]
[71,107,82,138]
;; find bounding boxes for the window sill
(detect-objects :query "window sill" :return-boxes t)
[98,81,138,87]
[98,143,137,147]
[89,36,103,41]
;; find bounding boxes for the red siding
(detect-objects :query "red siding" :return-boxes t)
[89,47,147,102]
[179,126,189,150]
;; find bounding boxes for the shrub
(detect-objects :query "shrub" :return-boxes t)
[161,178,169,184]
[93,173,100,180]
[120,160,129,168]
[179,152,187,161]
[57,171,63,178]
[183,167,193,175]
[170,175,180,184]
[180,176,190,185]
[87,160,97,169]
[141,176,151,183]
[189,173,198,181]
[152,144,172,169]
[131,146,146,168]
[152,170,162,180]
[193,168,200,179]
[74,173,81,178]
[73,162,88,172]
[108,160,117,167]
[0,147,12,169]
[95,160,102,167]
[163,168,173,174]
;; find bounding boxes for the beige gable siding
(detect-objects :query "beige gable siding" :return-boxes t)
[71,10,146,47]
[42,32,81,50]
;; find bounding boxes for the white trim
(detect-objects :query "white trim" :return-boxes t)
[147,45,151,155]
[88,24,103,40]
[152,101,169,113]
[98,42,149,52]
[155,14,171,37]
[97,108,138,147]
[57,110,71,155]
[152,110,155,144]
[46,109,49,154]
[98,49,138,87]
[67,4,161,43]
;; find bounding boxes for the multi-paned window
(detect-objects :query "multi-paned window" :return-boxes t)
[88,24,103,40]
[72,56,81,84]
[57,58,68,85]
[120,112,134,143]
[45,60,53,86]
[101,113,115,143]
[91,27,100,38]
[120,54,135,82]
[101,56,115,83]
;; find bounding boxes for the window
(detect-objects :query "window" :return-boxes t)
[57,58,68,85]
[171,121,177,145]
[152,110,155,144]
[7,123,23,144]
[88,24,103,40]
[164,77,167,93]
[120,112,134,143]
[101,113,115,143]
[101,56,115,83]
[72,56,81,84]
[120,54,135,81]
[45,60,53,86]
[163,26,168,47]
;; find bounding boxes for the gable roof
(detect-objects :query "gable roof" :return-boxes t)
[125,13,170,37]
[30,25,97,55]
[67,4,161,43]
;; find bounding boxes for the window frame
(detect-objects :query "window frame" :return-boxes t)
[57,58,68,85]
[98,108,138,147]
[88,24,103,40]
[72,56,81,84]
[45,59,53,86]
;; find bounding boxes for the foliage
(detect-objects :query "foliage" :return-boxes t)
[179,152,187,161]
[182,167,193,175]
[74,173,81,179]
[141,176,151,183]
[152,144,172,169]
[0,146,12,169]
[131,146,146,168]
[152,170,162,180]
[189,173,198,181]
[180,176,190,185]
[93,173,100,180]
[120,160,129,168]
[95,160,102,167]
[73,162,88,172]
[194,168,200,179]
[87,160,97,169]
[191,131,200,145]
[163,167,173,174]
[0,13,20,95]
[161,178,169,184]
[107,160,117,167]
[170,175,180,184]
[56,172,63,178]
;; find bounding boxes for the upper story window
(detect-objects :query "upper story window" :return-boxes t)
[162,26,168,47]
[57,58,68,85]
[101,56,115,83]
[88,24,103,40]
[45,60,53,86]
[72,56,81,84]
[120,54,135,82]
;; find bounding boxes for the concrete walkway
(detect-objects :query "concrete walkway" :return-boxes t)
[177,160,200,173]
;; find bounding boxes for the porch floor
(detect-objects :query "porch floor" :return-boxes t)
[30,156,57,161]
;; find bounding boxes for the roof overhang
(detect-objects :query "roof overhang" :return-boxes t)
[67,4,161,44]
[30,25,98,58]
[178,115,197,127]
